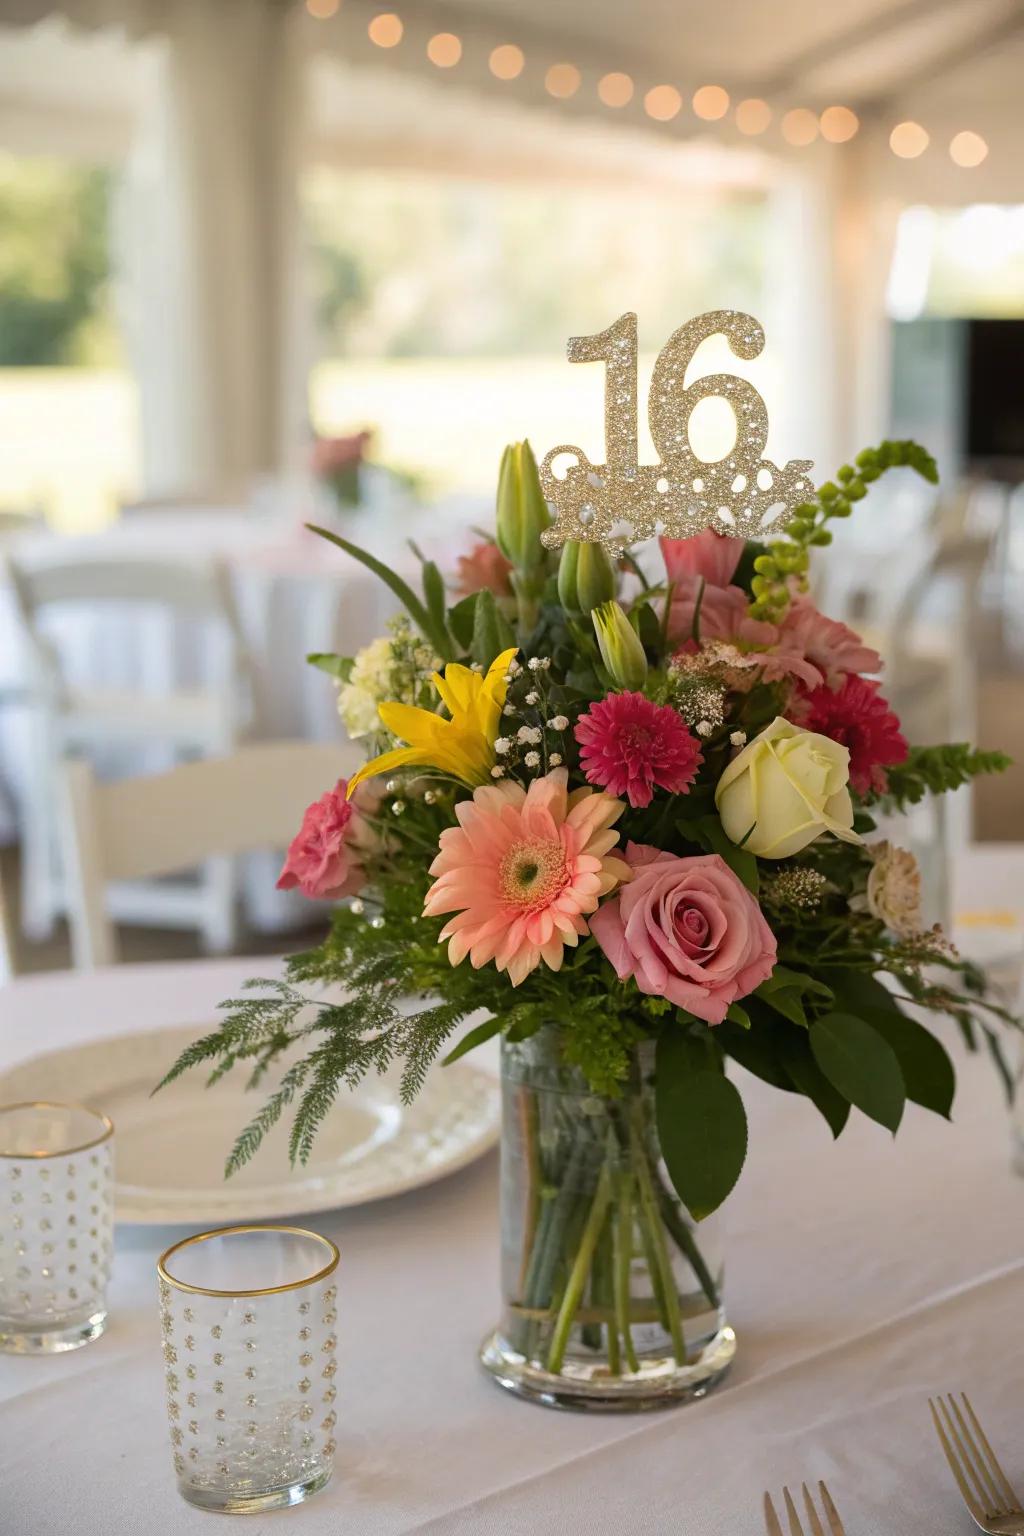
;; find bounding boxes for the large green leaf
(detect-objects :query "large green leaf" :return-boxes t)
[777,1030,850,1138]
[827,967,955,1118]
[655,1031,748,1220]
[810,1012,905,1133]
[716,1018,794,1092]
[307,524,452,658]
[421,560,450,647]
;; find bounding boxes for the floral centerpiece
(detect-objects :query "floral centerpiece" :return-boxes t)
[311,429,373,508]
[166,435,1014,1411]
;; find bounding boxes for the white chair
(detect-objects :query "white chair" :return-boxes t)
[5,555,254,949]
[59,742,361,970]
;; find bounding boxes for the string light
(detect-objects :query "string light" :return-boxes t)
[368,12,402,47]
[890,120,928,158]
[644,85,682,122]
[820,105,859,143]
[427,32,461,67]
[358,17,991,168]
[692,85,729,121]
[489,43,524,80]
[950,130,988,168]
[305,0,339,16]
[598,71,634,108]
[545,63,581,99]
[781,108,818,146]
[735,98,771,135]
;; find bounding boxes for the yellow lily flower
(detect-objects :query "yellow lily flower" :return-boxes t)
[346,647,519,796]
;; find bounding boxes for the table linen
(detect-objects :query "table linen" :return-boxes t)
[0,957,1022,1534]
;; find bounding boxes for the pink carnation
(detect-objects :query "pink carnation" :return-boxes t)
[781,598,882,689]
[591,844,777,1024]
[277,778,374,900]
[796,675,908,796]
[575,692,702,809]
[454,539,513,600]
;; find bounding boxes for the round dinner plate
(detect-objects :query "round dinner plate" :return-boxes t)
[0,1025,500,1225]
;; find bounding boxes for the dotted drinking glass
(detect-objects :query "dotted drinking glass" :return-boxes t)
[0,1100,115,1354]
[157,1225,339,1514]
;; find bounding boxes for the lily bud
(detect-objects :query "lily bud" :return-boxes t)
[495,441,550,576]
[592,600,648,691]
[557,540,615,615]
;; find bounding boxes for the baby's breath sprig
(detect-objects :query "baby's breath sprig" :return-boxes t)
[749,439,939,623]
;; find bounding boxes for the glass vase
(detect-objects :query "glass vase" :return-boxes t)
[480,1028,735,1411]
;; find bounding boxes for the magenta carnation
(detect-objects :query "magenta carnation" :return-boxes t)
[574,692,702,809]
[797,675,908,795]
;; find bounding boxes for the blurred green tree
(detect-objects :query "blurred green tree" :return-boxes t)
[0,156,113,367]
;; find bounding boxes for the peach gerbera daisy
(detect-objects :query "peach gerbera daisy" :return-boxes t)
[423,767,630,986]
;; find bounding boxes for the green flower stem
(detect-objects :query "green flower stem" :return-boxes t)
[654,1177,719,1310]
[590,1208,620,1374]
[545,1161,613,1374]
[630,1105,686,1364]
[516,1086,541,1297]
[613,1171,640,1374]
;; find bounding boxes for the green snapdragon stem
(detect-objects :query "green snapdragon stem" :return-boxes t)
[654,1177,720,1311]
[629,1105,686,1365]
[613,1172,640,1374]
[545,1161,613,1375]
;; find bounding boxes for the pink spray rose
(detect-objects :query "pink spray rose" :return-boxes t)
[590,843,777,1024]
[780,597,882,690]
[277,778,374,900]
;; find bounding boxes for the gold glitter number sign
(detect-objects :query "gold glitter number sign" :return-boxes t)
[539,309,814,548]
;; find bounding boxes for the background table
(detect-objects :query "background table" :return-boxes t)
[1,957,1022,1534]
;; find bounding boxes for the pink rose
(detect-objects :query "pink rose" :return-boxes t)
[277,779,373,900]
[660,529,744,587]
[454,539,513,600]
[780,598,882,690]
[590,844,777,1024]
[311,431,372,476]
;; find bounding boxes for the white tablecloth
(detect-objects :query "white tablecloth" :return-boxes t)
[1,957,1022,1534]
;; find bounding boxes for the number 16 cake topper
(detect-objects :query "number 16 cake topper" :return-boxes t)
[539,310,814,548]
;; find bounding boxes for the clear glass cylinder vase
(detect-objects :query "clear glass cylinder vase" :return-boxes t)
[480,1028,735,1411]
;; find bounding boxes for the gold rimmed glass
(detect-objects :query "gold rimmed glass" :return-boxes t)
[157,1225,340,1514]
[0,1100,115,1353]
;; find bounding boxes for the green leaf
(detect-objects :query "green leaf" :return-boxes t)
[827,967,954,1118]
[754,965,833,1027]
[777,1030,850,1138]
[447,593,478,649]
[306,652,352,682]
[810,1013,905,1133]
[716,1017,795,1091]
[471,587,516,669]
[655,1030,748,1220]
[421,560,449,645]
[691,815,759,894]
[725,1001,751,1029]
[635,601,661,653]
[307,524,453,659]
[442,1015,502,1065]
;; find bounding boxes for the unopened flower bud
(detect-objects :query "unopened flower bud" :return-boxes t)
[592,601,648,691]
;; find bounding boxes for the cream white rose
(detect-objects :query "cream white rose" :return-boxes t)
[714,716,861,860]
[865,841,922,936]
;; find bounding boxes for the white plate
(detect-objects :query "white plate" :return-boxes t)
[0,1025,500,1225]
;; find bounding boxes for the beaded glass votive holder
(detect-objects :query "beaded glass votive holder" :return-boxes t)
[158,1224,339,1514]
[0,1100,115,1354]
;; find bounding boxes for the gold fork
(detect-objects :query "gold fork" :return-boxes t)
[763,1482,845,1535]
[929,1392,1024,1533]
